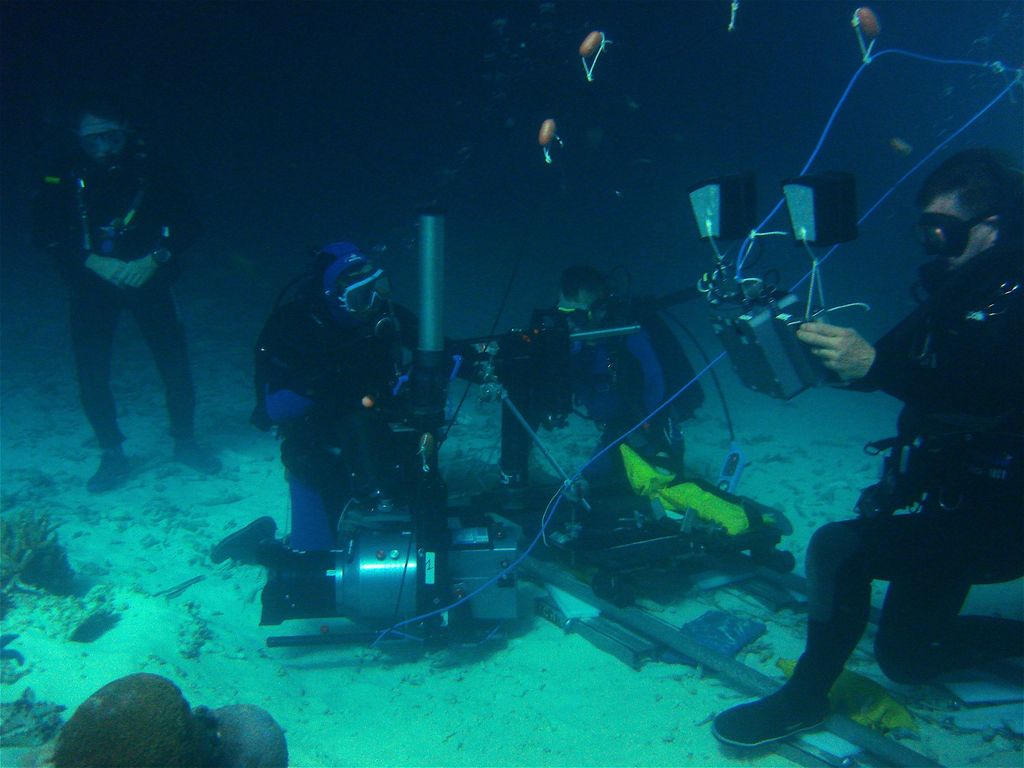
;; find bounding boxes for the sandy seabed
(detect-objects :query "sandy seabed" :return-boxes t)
[1,286,1021,768]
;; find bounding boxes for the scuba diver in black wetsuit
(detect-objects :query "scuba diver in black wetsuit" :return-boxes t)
[213,242,499,626]
[31,99,220,492]
[499,265,704,497]
[214,243,481,563]
[213,243,418,562]
[714,149,1024,748]
[215,238,524,631]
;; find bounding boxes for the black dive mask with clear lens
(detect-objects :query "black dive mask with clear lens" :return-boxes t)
[556,297,608,329]
[915,212,996,297]
[335,268,389,315]
[915,212,987,258]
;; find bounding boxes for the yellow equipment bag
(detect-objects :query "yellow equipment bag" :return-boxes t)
[620,444,750,536]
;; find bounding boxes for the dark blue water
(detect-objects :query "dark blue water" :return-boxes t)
[2,0,1021,359]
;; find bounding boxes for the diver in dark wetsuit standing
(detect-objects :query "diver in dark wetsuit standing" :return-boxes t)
[31,100,220,492]
[714,149,1024,748]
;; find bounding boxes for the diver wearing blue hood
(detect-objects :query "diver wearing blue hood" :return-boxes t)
[214,242,468,567]
[714,149,1024,748]
[241,242,415,555]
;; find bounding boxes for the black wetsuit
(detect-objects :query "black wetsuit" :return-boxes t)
[255,296,419,485]
[252,284,454,549]
[790,245,1023,698]
[32,148,202,450]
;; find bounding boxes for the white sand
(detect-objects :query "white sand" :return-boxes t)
[1,282,1021,767]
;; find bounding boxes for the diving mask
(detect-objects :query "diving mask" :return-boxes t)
[557,296,608,328]
[333,267,390,315]
[915,212,989,259]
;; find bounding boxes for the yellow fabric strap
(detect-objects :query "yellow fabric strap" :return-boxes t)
[776,658,917,732]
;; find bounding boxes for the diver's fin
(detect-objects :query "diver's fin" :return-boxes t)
[211,517,277,565]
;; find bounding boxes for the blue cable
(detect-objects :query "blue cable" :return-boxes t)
[372,353,725,645]
[739,48,1021,276]
[790,68,1020,290]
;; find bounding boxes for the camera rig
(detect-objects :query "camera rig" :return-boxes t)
[260,210,520,647]
[690,171,857,399]
[260,507,520,640]
[709,284,833,400]
[469,304,796,605]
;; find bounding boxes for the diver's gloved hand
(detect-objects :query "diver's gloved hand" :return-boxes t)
[119,254,160,288]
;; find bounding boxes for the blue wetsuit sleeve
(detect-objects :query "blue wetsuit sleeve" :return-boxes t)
[265,386,315,423]
[626,331,666,412]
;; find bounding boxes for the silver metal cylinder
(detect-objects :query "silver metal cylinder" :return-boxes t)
[335,530,418,620]
[417,209,446,353]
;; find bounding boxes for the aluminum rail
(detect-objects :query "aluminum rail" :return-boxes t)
[521,557,943,768]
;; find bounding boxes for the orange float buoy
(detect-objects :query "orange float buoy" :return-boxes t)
[538,119,557,147]
[579,30,610,81]
[854,7,880,39]
[851,7,880,62]
[579,31,603,58]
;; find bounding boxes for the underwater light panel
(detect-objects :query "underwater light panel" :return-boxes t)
[782,172,858,247]
[689,184,721,239]
[688,173,756,241]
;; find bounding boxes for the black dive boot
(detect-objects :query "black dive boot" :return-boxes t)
[712,683,829,747]
[211,517,279,565]
[87,447,131,493]
[175,438,222,474]
[714,607,868,747]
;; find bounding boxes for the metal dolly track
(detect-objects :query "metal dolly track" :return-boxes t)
[522,557,944,768]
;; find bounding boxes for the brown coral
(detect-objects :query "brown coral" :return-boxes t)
[53,673,210,768]
[1,510,76,614]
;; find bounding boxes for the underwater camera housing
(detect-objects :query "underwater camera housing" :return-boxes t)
[496,309,573,426]
[711,291,834,400]
[257,423,519,636]
[693,172,856,399]
[260,514,519,634]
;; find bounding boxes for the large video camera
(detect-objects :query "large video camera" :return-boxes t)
[260,512,519,633]
[257,370,523,642]
[475,307,646,432]
[689,172,857,399]
[494,308,574,429]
